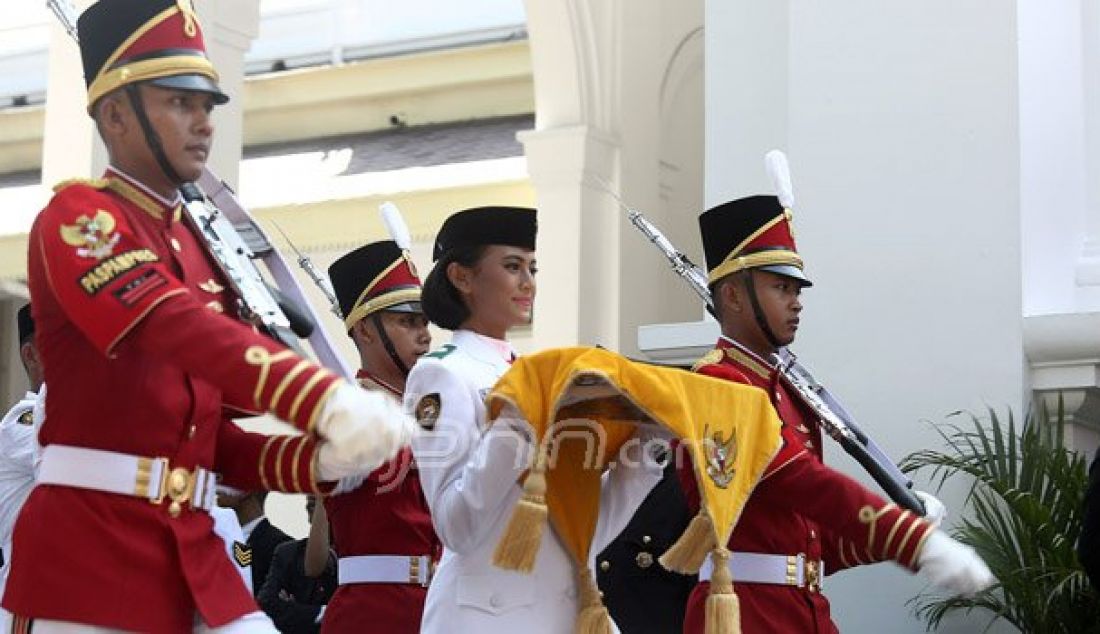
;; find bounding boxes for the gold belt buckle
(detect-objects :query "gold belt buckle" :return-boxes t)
[408,555,433,587]
[805,559,821,593]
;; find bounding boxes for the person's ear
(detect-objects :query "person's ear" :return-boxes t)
[446,261,473,295]
[716,278,740,315]
[352,319,375,344]
[96,91,132,139]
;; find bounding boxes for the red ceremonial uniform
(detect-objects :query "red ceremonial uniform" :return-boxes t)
[680,337,935,634]
[5,170,341,632]
[321,370,441,634]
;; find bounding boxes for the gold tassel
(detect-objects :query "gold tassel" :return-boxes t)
[491,444,549,572]
[704,548,741,634]
[575,568,613,634]
[659,511,716,573]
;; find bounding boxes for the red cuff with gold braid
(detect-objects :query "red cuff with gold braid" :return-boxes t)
[835,503,935,571]
[243,345,342,435]
[257,434,335,496]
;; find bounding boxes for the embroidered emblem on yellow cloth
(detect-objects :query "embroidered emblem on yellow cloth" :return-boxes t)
[61,210,121,259]
[415,393,441,430]
[232,541,252,567]
[704,424,738,488]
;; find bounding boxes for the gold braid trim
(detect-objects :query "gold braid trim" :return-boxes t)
[837,538,851,568]
[859,503,897,562]
[895,518,927,568]
[307,380,343,436]
[88,56,218,110]
[729,213,787,264]
[97,6,178,83]
[273,436,292,491]
[907,523,936,569]
[343,288,421,330]
[270,361,311,411]
[177,0,198,37]
[245,347,298,410]
[725,347,771,381]
[848,541,866,566]
[708,250,804,285]
[290,435,308,492]
[258,435,280,490]
[105,176,166,220]
[881,510,913,559]
[309,449,325,495]
[289,369,335,423]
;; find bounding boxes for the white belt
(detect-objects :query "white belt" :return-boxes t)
[38,444,218,517]
[338,555,433,587]
[699,552,823,592]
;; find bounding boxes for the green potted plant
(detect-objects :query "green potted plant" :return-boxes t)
[900,402,1099,633]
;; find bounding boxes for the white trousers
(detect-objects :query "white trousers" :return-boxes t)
[16,610,276,633]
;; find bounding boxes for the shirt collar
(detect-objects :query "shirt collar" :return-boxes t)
[240,516,264,541]
[105,165,183,219]
[452,329,516,369]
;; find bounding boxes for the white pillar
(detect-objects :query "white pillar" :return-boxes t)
[194,0,261,190]
[521,125,622,349]
[41,0,105,186]
[1078,0,1100,309]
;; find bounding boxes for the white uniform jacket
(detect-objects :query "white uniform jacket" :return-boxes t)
[0,386,42,627]
[406,330,662,633]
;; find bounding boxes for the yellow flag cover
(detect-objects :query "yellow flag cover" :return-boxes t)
[485,347,782,634]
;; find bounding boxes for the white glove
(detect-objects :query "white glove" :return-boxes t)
[915,490,947,527]
[917,530,994,596]
[315,382,417,480]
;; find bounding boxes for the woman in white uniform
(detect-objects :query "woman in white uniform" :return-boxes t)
[406,206,662,633]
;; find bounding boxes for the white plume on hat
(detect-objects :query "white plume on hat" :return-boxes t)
[765,150,794,210]
[379,201,412,251]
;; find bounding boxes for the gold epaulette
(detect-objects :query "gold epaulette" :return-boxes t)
[52,177,110,193]
[690,348,724,372]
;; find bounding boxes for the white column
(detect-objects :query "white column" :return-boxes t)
[520,125,622,349]
[194,0,261,190]
[41,0,105,186]
[1078,0,1100,309]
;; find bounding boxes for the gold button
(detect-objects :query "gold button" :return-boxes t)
[642,535,652,545]
[188,424,197,439]
[599,560,611,572]
[171,238,182,252]
[809,529,816,540]
[635,552,654,569]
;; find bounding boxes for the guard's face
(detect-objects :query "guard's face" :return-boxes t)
[746,269,803,346]
[139,84,216,182]
[461,245,537,333]
[376,311,432,367]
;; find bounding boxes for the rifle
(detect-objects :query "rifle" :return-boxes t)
[596,171,926,516]
[49,0,353,380]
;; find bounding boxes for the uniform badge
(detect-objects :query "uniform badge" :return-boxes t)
[415,393,441,430]
[16,409,33,426]
[60,210,121,259]
[198,279,225,294]
[704,424,738,489]
[232,541,252,567]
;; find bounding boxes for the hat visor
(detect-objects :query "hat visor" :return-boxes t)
[148,74,230,104]
[758,264,813,287]
[380,301,423,314]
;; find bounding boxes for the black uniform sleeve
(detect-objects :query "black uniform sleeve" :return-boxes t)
[257,540,323,634]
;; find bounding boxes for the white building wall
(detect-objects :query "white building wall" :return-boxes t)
[707,2,1023,632]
